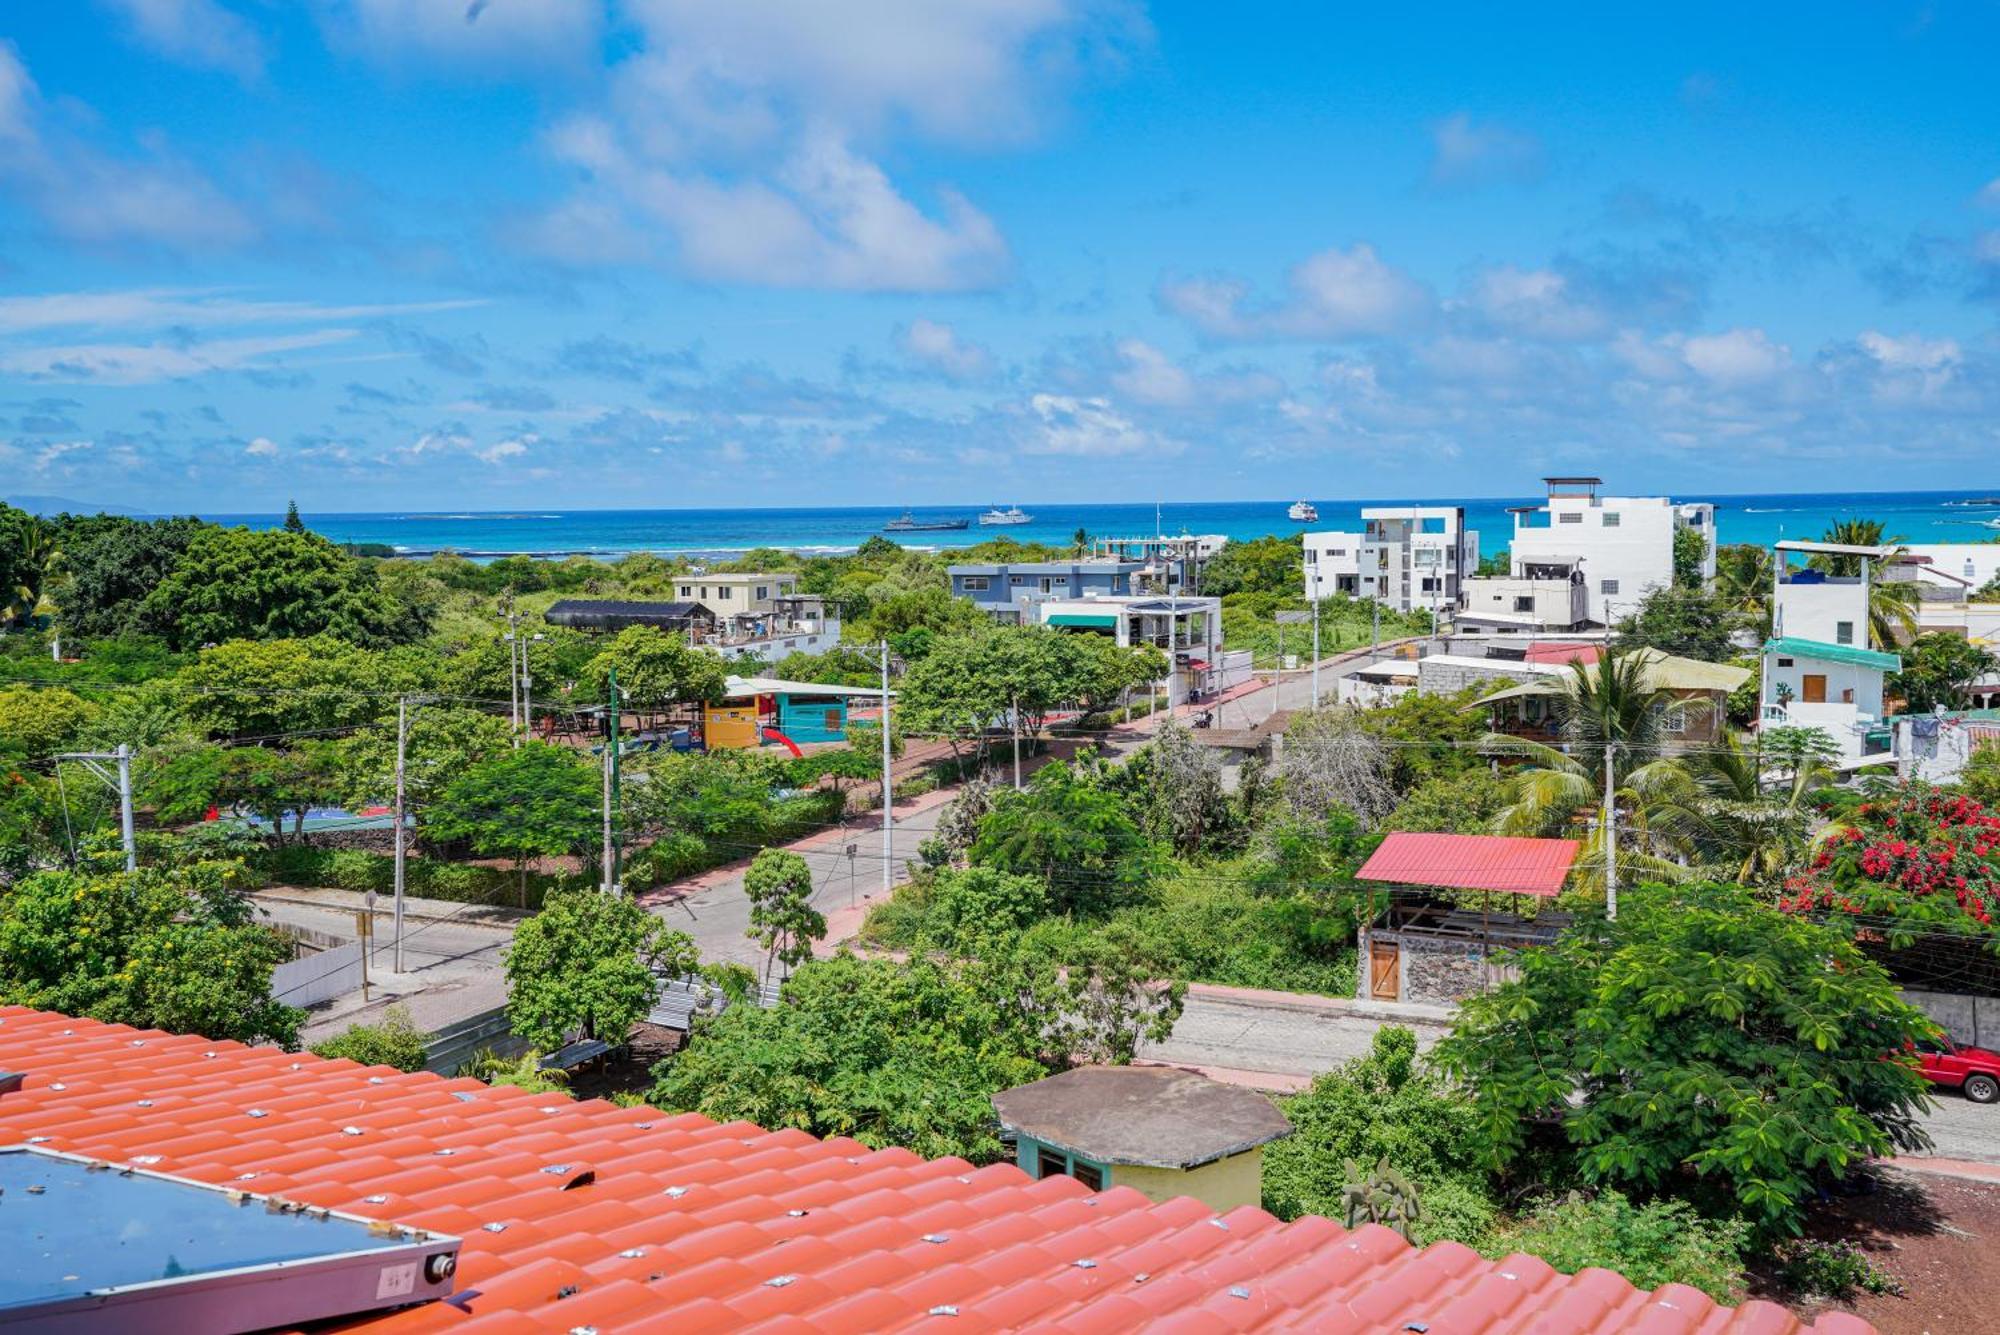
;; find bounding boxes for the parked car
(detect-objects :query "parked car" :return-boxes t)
[1916,1037,2000,1104]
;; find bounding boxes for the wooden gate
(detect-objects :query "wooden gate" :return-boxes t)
[1369,939,1400,1001]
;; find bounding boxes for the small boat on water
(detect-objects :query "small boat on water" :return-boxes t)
[978,505,1032,526]
[884,509,970,532]
[1287,500,1319,523]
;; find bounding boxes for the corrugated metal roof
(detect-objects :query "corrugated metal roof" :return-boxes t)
[1764,636,1902,673]
[0,1006,1869,1335]
[1357,832,1581,897]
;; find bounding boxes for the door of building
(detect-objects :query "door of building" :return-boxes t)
[1801,674,1828,704]
[1369,939,1400,1001]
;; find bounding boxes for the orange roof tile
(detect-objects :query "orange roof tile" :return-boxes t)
[0,1006,1872,1334]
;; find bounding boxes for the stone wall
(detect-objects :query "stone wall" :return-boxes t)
[1401,935,1489,1005]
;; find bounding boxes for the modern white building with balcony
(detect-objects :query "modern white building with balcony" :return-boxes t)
[1303,507,1478,615]
[1035,593,1225,703]
[1760,539,1901,768]
[1507,478,1715,627]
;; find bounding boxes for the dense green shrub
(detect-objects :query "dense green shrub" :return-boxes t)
[1774,1239,1903,1300]
[1262,1027,1497,1245]
[309,1005,429,1071]
[1494,1192,1750,1303]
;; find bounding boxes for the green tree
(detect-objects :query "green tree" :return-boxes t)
[1964,744,2000,807]
[504,887,699,1048]
[0,506,58,626]
[173,636,429,740]
[0,685,99,761]
[1385,768,1509,834]
[0,860,302,1046]
[283,501,306,534]
[1432,882,1936,1236]
[584,626,729,708]
[1201,534,1304,596]
[969,759,1158,913]
[1262,1027,1498,1245]
[743,848,827,981]
[332,706,515,811]
[920,865,1050,948]
[1672,524,1709,589]
[1714,543,1775,634]
[426,744,600,902]
[45,515,209,640]
[1613,586,1738,662]
[142,526,407,649]
[1890,632,1997,713]
[651,938,1182,1162]
[309,1005,429,1071]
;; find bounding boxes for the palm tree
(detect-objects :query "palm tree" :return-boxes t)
[1684,730,1832,885]
[2,514,58,627]
[1071,527,1091,557]
[1481,645,1711,892]
[1714,543,1774,633]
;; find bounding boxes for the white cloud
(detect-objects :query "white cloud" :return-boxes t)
[1159,244,1433,341]
[1108,339,1194,406]
[1679,328,1791,384]
[532,129,1008,291]
[1426,113,1545,190]
[0,42,255,249]
[0,329,358,383]
[99,0,266,79]
[1461,266,1605,340]
[897,318,994,380]
[244,436,279,457]
[1021,393,1165,457]
[1859,330,1960,372]
[477,435,534,464]
[0,288,483,334]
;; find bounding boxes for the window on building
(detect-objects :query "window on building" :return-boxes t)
[1661,704,1689,734]
[756,586,769,600]
[1036,1147,1066,1181]
[1601,579,1620,595]
[1010,575,1026,585]
[678,585,692,597]
[717,586,733,600]
[1304,549,1316,565]
[1602,512,1621,528]
[960,576,989,592]
[1420,517,1446,534]
[1071,1161,1105,1192]
[1040,576,1063,593]
[1836,621,1854,645]
[1777,657,1794,667]
[1514,596,1535,612]
[1559,512,1583,524]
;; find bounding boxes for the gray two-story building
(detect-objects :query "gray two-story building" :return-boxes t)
[949,560,1142,623]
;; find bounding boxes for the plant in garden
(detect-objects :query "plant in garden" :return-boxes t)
[1890,633,1999,713]
[504,887,700,1048]
[309,1005,429,1071]
[458,1047,569,1094]
[1338,1157,1423,1240]
[1262,1027,1498,1245]
[1782,784,2000,950]
[426,743,600,903]
[1775,1239,1903,1299]
[583,625,729,707]
[1498,1192,1751,1303]
[1433,882,1937,1236]
[0,860,302,1047]
[743,848,826,981]
[969,759,1160,913]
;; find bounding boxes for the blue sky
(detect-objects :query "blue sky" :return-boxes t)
[1,1,1997,513]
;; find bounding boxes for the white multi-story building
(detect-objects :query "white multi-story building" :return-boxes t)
[1761,539,1900,768]
[1303,507,1478,615]
[1034,593,1227,703]
[1506,478,1715,627]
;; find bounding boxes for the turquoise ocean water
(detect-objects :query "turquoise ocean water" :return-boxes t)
[208,490,2000,561]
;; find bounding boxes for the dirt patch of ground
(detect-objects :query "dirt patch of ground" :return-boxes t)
[1746,1167,2000,1334]
[564,1022,684,1102]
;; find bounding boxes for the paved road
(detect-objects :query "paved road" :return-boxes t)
[1139,994,1445,1082]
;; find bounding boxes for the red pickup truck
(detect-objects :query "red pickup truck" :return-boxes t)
[1917,1038,2000,1104]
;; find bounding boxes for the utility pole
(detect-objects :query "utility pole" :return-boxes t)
[1011,691,1022,790]
[393,695,409,971]
[1310,595,1321,709]
[879,640,894,897]
[1603,741,1618,922]
[602,668,620,895]
[56,745,137,872]
[505,608,522,744]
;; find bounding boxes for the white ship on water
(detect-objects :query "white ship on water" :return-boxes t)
[1287,500,1319,523]
[978,505,1033,526]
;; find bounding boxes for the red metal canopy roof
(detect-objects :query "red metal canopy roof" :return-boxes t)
[1357,832,1581,897]
[0,1005,1862,1334]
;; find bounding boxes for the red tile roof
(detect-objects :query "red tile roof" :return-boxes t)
[1522,643,1603,666]
[0,1006,1867,1334]
[1356,832,1581,897]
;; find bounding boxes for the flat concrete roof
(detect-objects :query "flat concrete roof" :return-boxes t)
[990,1066,1291,1170]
